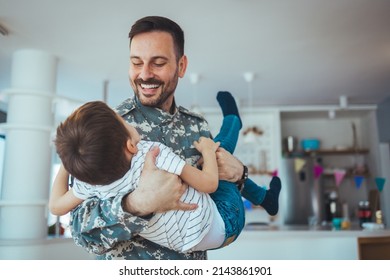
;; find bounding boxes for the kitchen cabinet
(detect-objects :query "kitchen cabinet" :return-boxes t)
[279,106,380,224]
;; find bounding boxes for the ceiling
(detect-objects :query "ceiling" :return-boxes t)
[1,0,390,114]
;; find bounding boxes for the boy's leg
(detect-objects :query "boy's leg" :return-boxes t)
[241,176,282,216]
[217,92,282,217]
[210,91,244,248]
[214,115,241,154]
[209,180,245,248]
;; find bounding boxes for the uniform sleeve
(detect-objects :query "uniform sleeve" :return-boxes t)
[70,194,150,255]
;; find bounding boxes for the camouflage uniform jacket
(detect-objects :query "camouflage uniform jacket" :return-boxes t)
[70,96,211,260]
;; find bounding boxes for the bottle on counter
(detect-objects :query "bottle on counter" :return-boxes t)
[325,191,341,222]
[358,200,372,228]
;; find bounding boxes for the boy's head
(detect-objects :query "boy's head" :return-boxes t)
[55,101,138,185]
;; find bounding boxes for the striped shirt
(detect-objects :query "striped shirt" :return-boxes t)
[72,140,214,252]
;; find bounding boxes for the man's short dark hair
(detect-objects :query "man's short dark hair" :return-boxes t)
[129,16,185,61]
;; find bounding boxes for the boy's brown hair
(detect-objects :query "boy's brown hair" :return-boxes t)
[55,101,131,185]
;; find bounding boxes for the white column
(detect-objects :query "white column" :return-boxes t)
[0,49,57,240]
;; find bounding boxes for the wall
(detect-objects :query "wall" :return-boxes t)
[377,96,390,142]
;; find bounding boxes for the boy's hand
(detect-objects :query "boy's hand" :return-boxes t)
[193,136,220,153]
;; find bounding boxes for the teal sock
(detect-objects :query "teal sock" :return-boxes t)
[217,91,242,128]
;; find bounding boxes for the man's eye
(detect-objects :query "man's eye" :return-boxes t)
[131,60,143,66]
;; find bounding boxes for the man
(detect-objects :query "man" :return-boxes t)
[70,16,245,260]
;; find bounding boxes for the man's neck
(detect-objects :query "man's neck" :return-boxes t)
[168,99,176,114]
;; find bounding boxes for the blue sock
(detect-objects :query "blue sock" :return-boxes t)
[260,176,282,216]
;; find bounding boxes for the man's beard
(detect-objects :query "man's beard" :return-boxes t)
[132,72,179,109]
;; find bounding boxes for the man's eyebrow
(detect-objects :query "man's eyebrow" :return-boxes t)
[130,55,168,60]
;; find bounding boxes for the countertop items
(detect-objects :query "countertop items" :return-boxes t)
[301,138,320,151]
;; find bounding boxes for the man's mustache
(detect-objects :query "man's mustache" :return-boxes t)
[135,78,163,85]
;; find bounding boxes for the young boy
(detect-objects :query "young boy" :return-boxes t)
[49,92,281,252]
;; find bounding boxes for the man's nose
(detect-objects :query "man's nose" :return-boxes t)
[139,65,154,80]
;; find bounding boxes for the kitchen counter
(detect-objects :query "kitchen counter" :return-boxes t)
[243,222,390,238]
[207,210,390,260]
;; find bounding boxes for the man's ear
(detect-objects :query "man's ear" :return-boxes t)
[126,139,137,154]
[178,55,188,78]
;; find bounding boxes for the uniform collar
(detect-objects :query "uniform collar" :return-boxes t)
[117,96,178,125]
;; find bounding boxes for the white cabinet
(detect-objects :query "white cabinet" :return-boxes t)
[202,107,281,188]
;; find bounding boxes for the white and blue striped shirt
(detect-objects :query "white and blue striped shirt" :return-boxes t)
[72,140,214,252]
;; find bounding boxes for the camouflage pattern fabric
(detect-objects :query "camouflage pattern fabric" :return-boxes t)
[70,96,211,260]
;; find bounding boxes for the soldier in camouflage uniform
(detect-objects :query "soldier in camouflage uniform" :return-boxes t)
[70,16,245,259]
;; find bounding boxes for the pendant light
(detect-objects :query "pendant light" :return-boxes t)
[242,72,262,143]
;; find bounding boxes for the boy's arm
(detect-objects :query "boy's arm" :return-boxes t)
[49,164,84,216]
[180,137,220,193]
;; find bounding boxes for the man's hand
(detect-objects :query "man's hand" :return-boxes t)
[216,147,244,182]
[123,146,198,216]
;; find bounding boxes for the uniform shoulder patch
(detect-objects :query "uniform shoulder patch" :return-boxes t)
[115,98,136,116]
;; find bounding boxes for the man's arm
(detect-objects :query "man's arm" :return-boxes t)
[71,147,197,255]
[123,146,198,215]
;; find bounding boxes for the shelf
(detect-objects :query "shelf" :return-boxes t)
[322,170,370,178]
[283,148,369,157]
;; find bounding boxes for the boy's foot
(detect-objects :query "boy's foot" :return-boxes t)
[217,91,242,127]
[260,176,282,216]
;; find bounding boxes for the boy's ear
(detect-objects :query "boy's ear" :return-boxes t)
[126,139,137,154]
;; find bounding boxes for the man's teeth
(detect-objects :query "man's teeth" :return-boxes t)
[141,84,159,89]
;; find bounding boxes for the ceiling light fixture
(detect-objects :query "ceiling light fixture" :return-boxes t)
[242,71,262,143]
[189,73,203,115]
[243,72,255,108]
